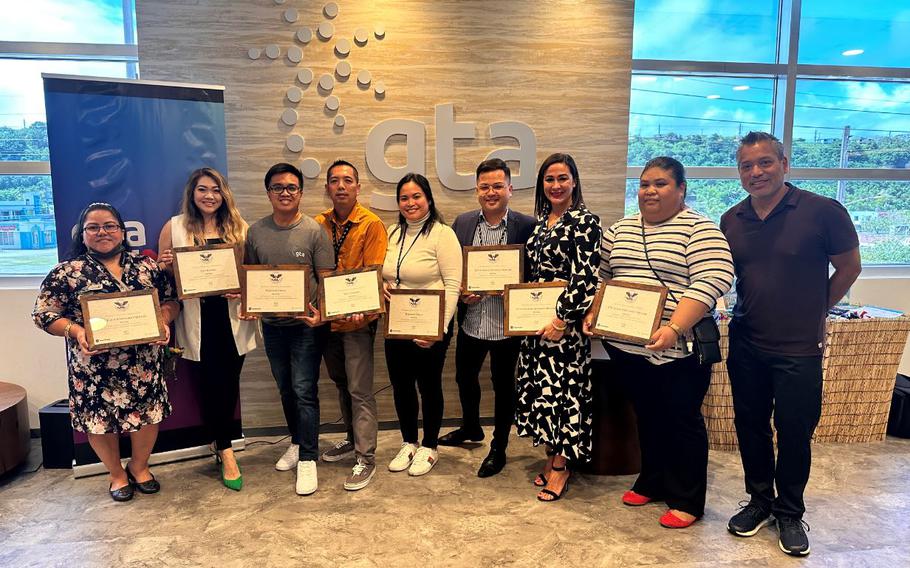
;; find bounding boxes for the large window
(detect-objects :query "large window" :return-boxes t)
[0,0,138,277]
[629,0,910,266]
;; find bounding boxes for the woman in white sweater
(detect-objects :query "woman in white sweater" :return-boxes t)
[158,167,259,491]
[382,173,463,477]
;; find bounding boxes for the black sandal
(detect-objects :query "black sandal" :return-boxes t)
[537,464,570,502]
[534,447,559,487]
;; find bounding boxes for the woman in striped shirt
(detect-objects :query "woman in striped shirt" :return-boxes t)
[585,156,734,528]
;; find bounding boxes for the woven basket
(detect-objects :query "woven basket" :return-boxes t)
[702,317,910,451]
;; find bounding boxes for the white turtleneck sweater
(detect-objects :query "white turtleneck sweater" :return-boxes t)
[382,214,463,328]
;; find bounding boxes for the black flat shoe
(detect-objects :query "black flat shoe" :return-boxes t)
[109,482,134,502]
[125,463,161,494]
[477,449,506,478]
[437,428,485,447]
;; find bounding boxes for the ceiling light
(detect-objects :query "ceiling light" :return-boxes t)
[733,85,750,91]
[706,94,721,99]
[842,49,864,56]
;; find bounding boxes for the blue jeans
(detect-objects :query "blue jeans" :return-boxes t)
[262,322,328,461]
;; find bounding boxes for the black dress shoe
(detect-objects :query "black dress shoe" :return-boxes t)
[477,449,506,478]
[109,482,134,502]
[437,428,485,447]
[125,463,161,494]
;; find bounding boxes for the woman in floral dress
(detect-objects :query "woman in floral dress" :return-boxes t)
[33,203,180,502]
[515,153,602,502]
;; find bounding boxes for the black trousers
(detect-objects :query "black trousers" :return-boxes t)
[384,329,453,449]
[727,332,823,519]
[605,343,712,517]
[193,297,245,451]
[454,331,520,449]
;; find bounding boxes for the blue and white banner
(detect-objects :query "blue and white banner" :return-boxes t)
[43,74,233,469]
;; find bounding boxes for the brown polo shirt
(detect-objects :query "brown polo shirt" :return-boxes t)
[720,183,859,356]
[315,202,388,332]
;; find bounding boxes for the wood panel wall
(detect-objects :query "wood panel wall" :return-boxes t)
[136,0,633,428]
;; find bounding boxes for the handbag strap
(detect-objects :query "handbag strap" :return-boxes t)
[639,219,680,305]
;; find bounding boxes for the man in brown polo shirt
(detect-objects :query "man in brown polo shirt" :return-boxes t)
[721,132,861,557]
[315,159,388,490]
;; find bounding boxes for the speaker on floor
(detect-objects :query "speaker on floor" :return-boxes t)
[39,400,74,469]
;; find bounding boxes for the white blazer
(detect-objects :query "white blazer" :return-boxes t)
[170,214,260,361]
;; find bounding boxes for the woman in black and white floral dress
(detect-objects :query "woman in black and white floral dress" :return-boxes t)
[515,153,602,502]
[33,203,180,502]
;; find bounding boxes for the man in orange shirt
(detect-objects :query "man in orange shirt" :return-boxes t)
[315,160,388,490]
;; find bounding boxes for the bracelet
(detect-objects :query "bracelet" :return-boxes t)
[551,319,567,332]
[63,321,74,339]
[666,321,683,337]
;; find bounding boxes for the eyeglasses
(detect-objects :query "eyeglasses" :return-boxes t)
[267,184,301,195]
[477,183,508,193]
[83,223,122,235]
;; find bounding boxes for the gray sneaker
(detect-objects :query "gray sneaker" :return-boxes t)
[321,439,355,462]
[344,460,375,491]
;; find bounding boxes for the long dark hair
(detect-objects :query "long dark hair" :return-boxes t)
[180,167,247,245]
[534,153,585,217]
[68,202,131,259]
[392,173,445,243]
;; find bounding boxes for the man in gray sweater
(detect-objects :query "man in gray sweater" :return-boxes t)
[245,162,335,495]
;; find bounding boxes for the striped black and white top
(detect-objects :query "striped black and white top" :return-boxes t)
[599,209,734,364]
[462,210,510,341]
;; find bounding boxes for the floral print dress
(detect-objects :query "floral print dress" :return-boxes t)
[32,251,175,434]
[514,207,602,462]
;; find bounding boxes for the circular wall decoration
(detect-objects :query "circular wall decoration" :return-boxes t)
[286,86,303,103]
[284,8,298,23]
[287,45,303,63]
[357,69,372,86]
[334,115,346,128]
[247,47,261,60]
[319,73,335,91]
[274,0,286,4]
[374,24,386,39]
[354,28,369,45]
[265,44,280,59]
[301,158,321,179]
[374,81,386,96]
[296,28,313,44]
[325,95,340,111]
[317,21,335,40]
[280,108,298,126]
[335,61,352,79]
[297,69,314,84]
[286,134,305,153]
[335,38,351,57]
[323,3,339,19]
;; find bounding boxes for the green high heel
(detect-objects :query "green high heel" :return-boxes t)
[216,453,243,491]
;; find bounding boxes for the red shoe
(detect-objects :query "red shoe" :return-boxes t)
[622,490,652,506]
[659,510,699,529]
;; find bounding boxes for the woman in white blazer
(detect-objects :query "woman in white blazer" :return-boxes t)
[158,167,259,491]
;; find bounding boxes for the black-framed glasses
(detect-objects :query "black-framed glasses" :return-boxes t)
[83,223,123,235]
[267,184,301,195]
[477,183,508,193]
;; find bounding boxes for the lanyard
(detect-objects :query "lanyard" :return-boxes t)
[331,218,353,264]
[394,228,421,287]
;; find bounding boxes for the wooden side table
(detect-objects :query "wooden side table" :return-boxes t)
[0,381,30,475]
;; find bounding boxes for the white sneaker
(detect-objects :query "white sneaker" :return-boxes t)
[275,443,299,471]
[296,460,318,495]
[408,446,438,477]
[388,443,418,472]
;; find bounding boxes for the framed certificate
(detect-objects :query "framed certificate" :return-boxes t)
[461,244,524,294]
[503,282,567,337]
[383,289,445,341]
[318,265,384,321]
[589,280,669,344]
[241,264,311,317]
[172,243,242,300]
[79,289,167,350]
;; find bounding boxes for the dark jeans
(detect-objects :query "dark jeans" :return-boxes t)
[262,322,329,461]
[727,331,823,519]
[384,329,453,449]
[193,296,245,450]
[454,331,520,449]
[605,343,712,517]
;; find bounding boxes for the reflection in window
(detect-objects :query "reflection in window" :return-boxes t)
[799,1,910,67]
[0,175,56,275]
[0,0,134,44]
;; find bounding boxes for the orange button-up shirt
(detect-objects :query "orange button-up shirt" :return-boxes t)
[315,202,388,332]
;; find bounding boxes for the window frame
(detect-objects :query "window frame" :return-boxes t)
[629,0,910,270]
